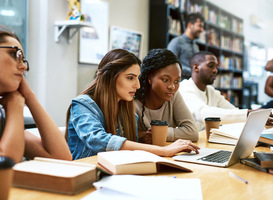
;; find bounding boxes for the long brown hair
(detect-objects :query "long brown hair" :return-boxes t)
[65,49,141,141]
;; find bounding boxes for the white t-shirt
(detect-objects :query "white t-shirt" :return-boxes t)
[179,78,247,131]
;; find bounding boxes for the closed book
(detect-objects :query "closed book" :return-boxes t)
[97,150,192,175]
[259,134,273,146]
[254,152,273,168]
[13,157,97,195]
[240,158,273,175]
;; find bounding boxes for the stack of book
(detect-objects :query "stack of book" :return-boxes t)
[240,152,273,175]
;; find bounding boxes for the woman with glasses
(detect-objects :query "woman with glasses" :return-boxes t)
[0,26,72,163]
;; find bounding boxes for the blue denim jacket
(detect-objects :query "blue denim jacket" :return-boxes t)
[67,94,138,160]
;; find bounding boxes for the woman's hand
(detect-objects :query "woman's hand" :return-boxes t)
[0,91,25,110]
[138,128,152,144]
[18,76,34,103]
[162,139,200,157]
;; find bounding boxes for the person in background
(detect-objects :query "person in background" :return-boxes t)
[65,49,200,160]
[261,59,273,108]
[167,13,204,80]
[134,49,198,144]
[0,26,72,163]
[179,51,273,131]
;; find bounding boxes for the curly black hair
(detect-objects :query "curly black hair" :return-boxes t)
[135,48,181,130]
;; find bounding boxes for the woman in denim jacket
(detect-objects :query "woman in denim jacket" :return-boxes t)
[65,49,200,160]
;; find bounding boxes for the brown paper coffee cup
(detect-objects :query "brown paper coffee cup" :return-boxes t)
[0,156,15,200]
[205,117,221,140]
[150,120,169,146]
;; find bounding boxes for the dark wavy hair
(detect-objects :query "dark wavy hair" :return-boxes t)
[135,48,181,130]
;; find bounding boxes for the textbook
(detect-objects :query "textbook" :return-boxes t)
[240,158,273,175]
[13,157,97,195]
[208,122,245,145]
[254,152,273,168]
[97,150,192,175]
[259,133,273,146]
[258,127,273,145]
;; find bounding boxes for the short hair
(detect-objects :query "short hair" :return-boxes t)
[186,13,204,26]
[190,51,215,69]
[0,25,21,44]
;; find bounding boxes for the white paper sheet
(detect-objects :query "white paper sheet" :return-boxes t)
[82,175,202,200]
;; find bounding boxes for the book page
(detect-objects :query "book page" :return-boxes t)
[210,122,245,139]
[209,134,237,145]
[98,150,165,165]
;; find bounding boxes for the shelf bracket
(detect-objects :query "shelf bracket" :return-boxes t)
[54,21,93,44]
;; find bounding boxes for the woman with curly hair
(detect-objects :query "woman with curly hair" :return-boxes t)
[135,49,198,144]
[65,49,199,159]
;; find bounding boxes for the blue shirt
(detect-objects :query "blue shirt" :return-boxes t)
[67,94,137,160]
[167,34,199,78]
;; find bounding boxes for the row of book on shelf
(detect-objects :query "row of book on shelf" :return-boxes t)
[186,1,243,34]
[218,55,242,70]
[168,16,182,35]
[221,36,243,53]
[197,28,243,53]
[213,74,243,89]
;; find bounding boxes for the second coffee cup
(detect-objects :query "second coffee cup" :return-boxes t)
[150,120,169,146]
[204,117,221,140]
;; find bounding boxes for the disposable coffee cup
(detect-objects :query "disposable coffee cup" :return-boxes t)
[204,117,221,140]
[0,156,15,200]
[150,120,169,146]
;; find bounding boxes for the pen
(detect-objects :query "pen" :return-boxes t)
[229,172,248,184]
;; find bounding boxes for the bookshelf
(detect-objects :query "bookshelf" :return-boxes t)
[149,0,184,49]
[149,0,245,108]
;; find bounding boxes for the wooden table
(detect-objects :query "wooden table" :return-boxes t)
[9,131,273,200]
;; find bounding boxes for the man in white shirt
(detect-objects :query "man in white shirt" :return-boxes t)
[179,51,248,131]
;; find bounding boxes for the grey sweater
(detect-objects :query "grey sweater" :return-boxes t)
[134,92,198,142]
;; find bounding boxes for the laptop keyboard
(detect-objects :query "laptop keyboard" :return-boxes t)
[198,150,232,163]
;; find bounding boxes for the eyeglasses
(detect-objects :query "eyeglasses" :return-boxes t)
[0,46,30,74]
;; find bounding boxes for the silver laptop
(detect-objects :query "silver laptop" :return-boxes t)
[173,109,272,167]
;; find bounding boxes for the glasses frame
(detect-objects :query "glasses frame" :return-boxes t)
[0,46,30,73]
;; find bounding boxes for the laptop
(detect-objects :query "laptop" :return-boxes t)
[173,109,272,167]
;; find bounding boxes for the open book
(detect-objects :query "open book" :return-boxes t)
[208,122,245,145]
[13,157,97,195]
[97,150,192,175]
